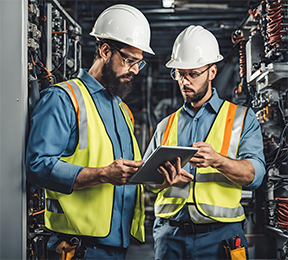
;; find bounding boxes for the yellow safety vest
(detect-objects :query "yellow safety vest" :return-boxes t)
[44,78,145,242]
[154,101,247,223]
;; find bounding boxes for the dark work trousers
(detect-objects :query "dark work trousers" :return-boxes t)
[48,247,127,260]
[46,234,127,260]
[153,217,249,260]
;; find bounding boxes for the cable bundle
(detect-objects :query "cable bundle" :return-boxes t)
[276,198,288,231]
[265,146,288,170]
[265,122,288,171]
[266,0,284,47]
[231,30,246,78]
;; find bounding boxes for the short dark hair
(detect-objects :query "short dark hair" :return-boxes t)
[94,39,129,59]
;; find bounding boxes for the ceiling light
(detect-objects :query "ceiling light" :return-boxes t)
[174,3,228,10]
[162,0,174,8]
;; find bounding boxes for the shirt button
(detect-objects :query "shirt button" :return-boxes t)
[194,118,198,121]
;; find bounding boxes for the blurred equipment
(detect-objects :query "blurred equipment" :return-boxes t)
[27,0,81,258]
[232,1,288,259]
[28,0,82,116]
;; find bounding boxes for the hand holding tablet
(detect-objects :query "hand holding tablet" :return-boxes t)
[128,145,198,184]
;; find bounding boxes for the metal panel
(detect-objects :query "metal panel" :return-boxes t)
[46,3,53,71]
[0,0,28,259]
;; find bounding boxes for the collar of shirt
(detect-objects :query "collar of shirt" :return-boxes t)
[77,68,122,104]
[183,87,223,118]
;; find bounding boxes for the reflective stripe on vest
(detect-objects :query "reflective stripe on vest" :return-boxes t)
[122,102,135,127]
[154,101,247,222]
[56,80,88,150]
[44,78,145,242]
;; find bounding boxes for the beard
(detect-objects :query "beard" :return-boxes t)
[101,57,134,100]
[183,74,209,104]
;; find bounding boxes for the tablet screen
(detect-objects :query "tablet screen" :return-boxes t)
[128,145,198,184]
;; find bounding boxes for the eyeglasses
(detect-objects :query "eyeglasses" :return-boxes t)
[170,64,213,81]
[109,43,146,71]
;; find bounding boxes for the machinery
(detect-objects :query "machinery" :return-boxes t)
[28,0,81,116]
[27,0,81,258]
[232,0,288,258]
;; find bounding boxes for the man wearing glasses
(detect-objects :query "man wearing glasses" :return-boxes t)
[144,25,265,259]
[26,4,154,259]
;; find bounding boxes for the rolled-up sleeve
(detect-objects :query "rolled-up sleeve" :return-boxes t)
[245,158,265,189]
[26,88,83,194]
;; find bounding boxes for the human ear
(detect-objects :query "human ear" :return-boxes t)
[99,43,111,61]
[209,64,217,80]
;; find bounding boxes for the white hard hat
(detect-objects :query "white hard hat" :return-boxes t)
[166,25,223,69]
[90,4,155,55]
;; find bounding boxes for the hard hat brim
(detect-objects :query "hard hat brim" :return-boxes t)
[165,55,224,69]
[90,33,155,55]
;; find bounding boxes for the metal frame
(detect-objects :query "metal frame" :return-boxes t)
[0,0,28,259]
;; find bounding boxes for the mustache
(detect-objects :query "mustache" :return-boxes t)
[119,72,134,80]
[182,86,195,92]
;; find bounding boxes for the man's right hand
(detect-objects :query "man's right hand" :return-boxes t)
[101,158,144,185]
[73,159,144,190]
[155,157,194,189]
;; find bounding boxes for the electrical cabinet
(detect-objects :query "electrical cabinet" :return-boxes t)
[0,0,28,259]
[232,1,288,258]
[0,0,81,258]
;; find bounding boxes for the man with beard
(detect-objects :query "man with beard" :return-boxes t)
[26,4,154,259]
[143,25,265,259]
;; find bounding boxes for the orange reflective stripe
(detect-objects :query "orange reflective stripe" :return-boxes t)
[220,103,237,156]
[162,112,177,145]
[122,102,134,126]
[65,81,80,122]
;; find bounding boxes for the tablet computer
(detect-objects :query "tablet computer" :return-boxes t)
[128,145,198,185]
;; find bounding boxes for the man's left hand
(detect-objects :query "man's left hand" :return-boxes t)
[189,141,255,186]
[189,142,222,168]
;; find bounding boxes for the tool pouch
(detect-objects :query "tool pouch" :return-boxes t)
[222,238,247,260]
[230,246,247,260]
[56,241,77,260]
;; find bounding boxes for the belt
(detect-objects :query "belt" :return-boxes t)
[57,234,127,252]
[168,219,226,234]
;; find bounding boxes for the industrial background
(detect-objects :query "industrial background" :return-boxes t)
[0,0,287,259]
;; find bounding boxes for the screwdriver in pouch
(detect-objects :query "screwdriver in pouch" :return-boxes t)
[235,235,241,248]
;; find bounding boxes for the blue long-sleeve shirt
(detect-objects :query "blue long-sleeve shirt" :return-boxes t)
[26,69,137,248]
[144,88,266,222]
